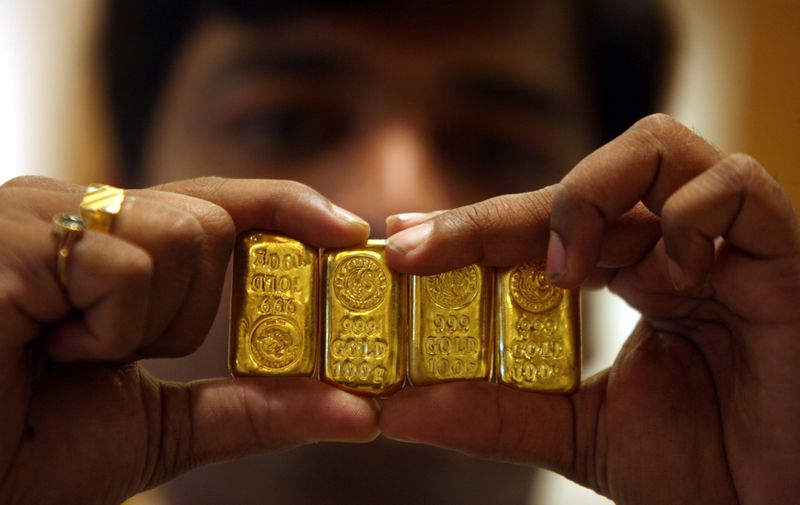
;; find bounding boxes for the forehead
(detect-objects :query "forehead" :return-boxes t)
[177,2,588,118]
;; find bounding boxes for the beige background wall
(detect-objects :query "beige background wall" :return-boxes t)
[742,1,800,202]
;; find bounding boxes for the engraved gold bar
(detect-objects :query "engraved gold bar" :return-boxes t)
[496,260,580,393]
[408,265,494,386]
[229,232,318,377]
[322,240,406,396]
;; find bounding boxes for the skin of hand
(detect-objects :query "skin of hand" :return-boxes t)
[382,114,800,505]
[0,177,379,504]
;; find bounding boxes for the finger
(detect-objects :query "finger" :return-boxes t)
[154,177,371,247]
[109,194,207,353]
[661,153,800,290]
[149,377,380,486]
[549,114,722,287]
[141,178,371,356]
[0,184,214,361]
[385,211,445,236]
[46,232,151,361]
[386,189,556,275]
[0,179,84,223]
[581,266,617,290]
[116,191,230,357]
[2,178,370,361]
[379,381,578,477]
[2,186,214,360]
[595,204,661,268]
[385,191,660,276]
[0,175,85,198]
[0,212,71,352]
[0,184,155,361]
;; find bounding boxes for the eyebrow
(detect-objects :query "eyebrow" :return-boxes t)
[209,48,365,88]
[446,71,570,122]
[206,48,571,123]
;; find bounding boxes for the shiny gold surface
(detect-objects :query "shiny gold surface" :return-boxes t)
[322,240,405,396]
[230,232,318,376]
[79,183,125,233]
[408,265,493,385]
[496,260,580,393]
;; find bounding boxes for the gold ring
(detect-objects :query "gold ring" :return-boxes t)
[52,214,86,288]
[80,183,126,233]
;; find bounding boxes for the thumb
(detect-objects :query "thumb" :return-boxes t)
[147,376,380,487]
[379,379,605,485]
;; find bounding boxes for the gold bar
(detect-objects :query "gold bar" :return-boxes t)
[229,232,318,376]
[408,265,494,385]
[496,260,580,393]
[322,240,405,396]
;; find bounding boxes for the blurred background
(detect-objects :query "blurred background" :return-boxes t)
[0,1,797,504]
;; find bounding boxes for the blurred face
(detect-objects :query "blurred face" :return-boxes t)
[141,1,597,233]
[139,5,601,498]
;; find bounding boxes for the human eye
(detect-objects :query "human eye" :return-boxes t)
[434,122,552,190]
[227,101,352,162]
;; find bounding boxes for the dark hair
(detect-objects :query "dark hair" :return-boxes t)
[101,0,673,177]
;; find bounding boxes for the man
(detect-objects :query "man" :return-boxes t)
[1,1,796,504]
[109,1,668,503]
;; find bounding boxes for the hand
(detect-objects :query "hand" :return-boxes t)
[0,176,378,504]
[381,114,800,504]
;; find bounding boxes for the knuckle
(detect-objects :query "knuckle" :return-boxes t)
[721,153,788,205]
[518,191,552,222]
[165,211,204,251]
[274,179,325,205]
[118,247,154,286]
[714,153,774,197]
[631,113,698,154]
[633,112,681,135]
[268,179,328,231]
[462,203,491,232]
[183,176,232,201]
[724,152,766,183]
[191,175,227,191]
[0,175,52,189]
[634,112,683,130]
[161,212,205,266]
[445,200,500,245]
[195,201,235,244]
[277,178,314,195]
[631,115,674,152]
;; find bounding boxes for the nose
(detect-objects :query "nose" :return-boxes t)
[331,121,453,237]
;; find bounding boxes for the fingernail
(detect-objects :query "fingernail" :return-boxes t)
[387,222,433,254]
[386,212,425,233]
[546,230,567,283]
[388,212,430,224]
[332,204,369,229]
[667,258,687,291]
[386,211,443,231]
